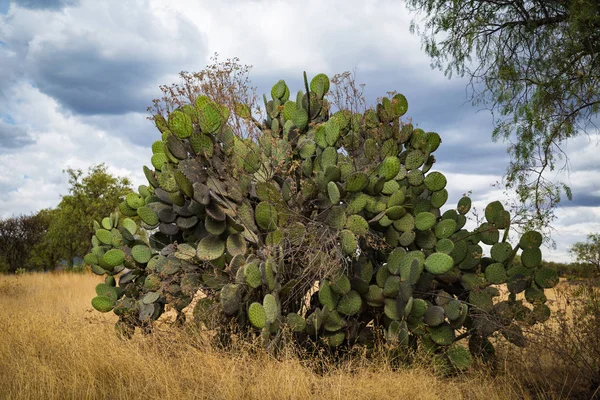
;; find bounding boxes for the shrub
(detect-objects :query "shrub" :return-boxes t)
[84,60,558,371]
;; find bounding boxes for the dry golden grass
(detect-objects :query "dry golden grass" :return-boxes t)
[0,273,536,400]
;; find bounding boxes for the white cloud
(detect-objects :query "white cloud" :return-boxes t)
[0,0,598,265]
[0,83,149,217]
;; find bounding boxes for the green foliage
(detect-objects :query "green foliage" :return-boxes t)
[406,0,600,230]
[86,64,558,371]
[27,165,132,270]
[0,211,52,273]
[570,233,600,274]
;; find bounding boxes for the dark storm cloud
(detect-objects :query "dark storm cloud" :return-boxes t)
[0,119,34,151]
[0,1,207,116]
[81,112,156,148]
[10,0,78,10]
[28,44,162,115]
[565,193,600,208]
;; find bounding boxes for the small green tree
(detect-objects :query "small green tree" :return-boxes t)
[0,212,51,273]
[406,0,600,230]
[570,233,600,274]
[39,164,132,268]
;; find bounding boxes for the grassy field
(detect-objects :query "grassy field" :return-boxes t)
[0,273,590,400]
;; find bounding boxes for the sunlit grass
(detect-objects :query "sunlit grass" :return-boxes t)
[0,273,547,399]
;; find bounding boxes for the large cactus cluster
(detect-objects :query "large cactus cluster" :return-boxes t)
[86,72,559,370]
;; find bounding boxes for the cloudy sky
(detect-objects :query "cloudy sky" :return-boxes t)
[0,0,598,262]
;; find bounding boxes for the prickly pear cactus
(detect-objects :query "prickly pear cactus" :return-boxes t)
[86,72,557,371]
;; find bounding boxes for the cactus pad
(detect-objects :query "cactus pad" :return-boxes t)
[248,302,267,329]
[92,296,114,313]
[424,253,454,275]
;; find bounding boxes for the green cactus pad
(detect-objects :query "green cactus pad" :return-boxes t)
[330,274,351,296]
[220,284,242,315]
[434,238,454,255]
[383,275,401,298]
[389,93,408,117]
[263,294,279,324]
[404,150,425,170]
[364,285,385,306]
[478,223,500,245]
[456,196,471,215]
[84,253,98,266]
[292,108,309,130]
[379,156,401,181]
[407,169,424,186]
[410,298,428,318]
[490,242,512,263]
[337,290,362,316]
[382,180,400,195]
[325,119,340,146]
[95,283,118,301]
[95,229,113,246]
[197,236,226,261]
[326,331,346,347]
[443,300,462,321]
[534,267,558,288]
[424,171,447,191]
[435,219,457,239]
[168,110,193,138]
[484,263,507,284]
[520,231,543,250]
[144,274,161,291]
[415,212,436,231]
[91,296,114,313]
[393,214,415,232]
[271,80,287,100]
[137,206,159,226]
[298,138,317,159]
[101,217,112,230]
[340,230,358,256]
[324,310,345,332]
[384,298,402,320]
[469,289,493,313]
[310,73,330,98]
[244,262,262,289]
[103,249,125,268]
[226,233,247,257]
[121,218,137,236]
[346,172,369,192]
[346,215,369,236]
[198,102,223,134]
[424,253,454,275]
[327,181,340,204]
[533,304,551,322]
[131,245,152,264]
[424,305,445,327]
[521,247,542,268]
[319,280,340,311]
[525,287,547,305]
[429,322,455,346]
[255,202,278,231]
[286,313,306,332]
[484,201,505,225]
[248,302,267,329]
[446,345,472,370]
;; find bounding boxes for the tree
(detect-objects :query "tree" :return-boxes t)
[25,208,65,271]
[570,233,600,273]
[40,164,132,268]
[0,212,51,273]
[406,0,600,229]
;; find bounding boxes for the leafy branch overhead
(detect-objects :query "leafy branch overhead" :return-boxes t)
[86,60,557,372]
[406,0,600,228]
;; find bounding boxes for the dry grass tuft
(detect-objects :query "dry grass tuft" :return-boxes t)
[0,273,553,399]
